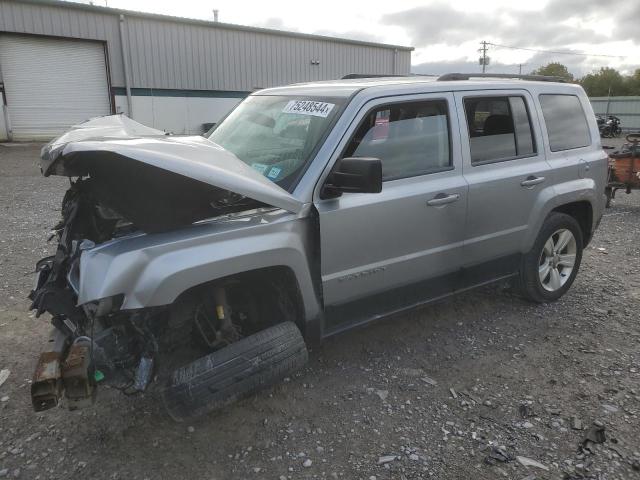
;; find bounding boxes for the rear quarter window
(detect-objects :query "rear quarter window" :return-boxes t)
[539,94,591,152]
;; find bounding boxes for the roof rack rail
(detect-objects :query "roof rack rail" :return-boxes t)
[342,73,410,79]
[437,73,566,83]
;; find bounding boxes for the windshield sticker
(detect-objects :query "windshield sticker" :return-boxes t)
[282,100,335,118]
[267,167,282,180]
[251,163,268,174]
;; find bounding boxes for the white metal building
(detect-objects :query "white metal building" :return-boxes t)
[590,96,640,131]
[0,0,413,140]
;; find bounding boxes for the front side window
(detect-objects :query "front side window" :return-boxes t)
[344,99,451,181]
[208,95,344,191]
[464,96,536,164]
[539,94,591,152]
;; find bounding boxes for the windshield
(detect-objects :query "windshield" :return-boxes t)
[208,95,344,191]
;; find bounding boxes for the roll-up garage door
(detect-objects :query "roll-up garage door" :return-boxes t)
[0,34,111,140]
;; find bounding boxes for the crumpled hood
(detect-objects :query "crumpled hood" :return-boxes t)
[41,115,302,214]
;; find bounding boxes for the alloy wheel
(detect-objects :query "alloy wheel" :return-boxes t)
[538,228,577,292]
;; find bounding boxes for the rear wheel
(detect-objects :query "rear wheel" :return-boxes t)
[520,213,583,303]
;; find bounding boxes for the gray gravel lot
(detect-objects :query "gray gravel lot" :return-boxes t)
[0,141,639,480]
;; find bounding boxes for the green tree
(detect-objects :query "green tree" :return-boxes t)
[531,62,574,81]
[626,68,640,96]
[579,67,629,97]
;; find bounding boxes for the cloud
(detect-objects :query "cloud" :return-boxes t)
[615,2,640,43]
[382,0,640,49]
[254,17,300,32]
[312,29,383,44]
[522,51,612,77]
[382,1,616,49]
[383,5,490,45]
[539,0,604,18]
[411,58,489,76]
[410,51,616,79]
[253,18,384,44]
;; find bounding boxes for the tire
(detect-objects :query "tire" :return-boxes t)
[519,212,583,303]
[162,321,308,420]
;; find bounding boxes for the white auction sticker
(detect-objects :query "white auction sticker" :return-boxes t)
[282,100,335,118]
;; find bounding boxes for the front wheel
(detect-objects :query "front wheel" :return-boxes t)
[519,213,583,303]
[162,321,308,420]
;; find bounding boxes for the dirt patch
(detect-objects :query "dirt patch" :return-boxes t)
[1,142,639,479]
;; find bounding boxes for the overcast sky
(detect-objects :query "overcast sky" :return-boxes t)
[79,0,639,77]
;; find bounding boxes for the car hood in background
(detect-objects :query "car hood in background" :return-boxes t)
[40,115,303,214]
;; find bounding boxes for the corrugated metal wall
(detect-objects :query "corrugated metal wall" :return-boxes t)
[590,96,640,131]
[123,16,410,90]
[0,0,412,92]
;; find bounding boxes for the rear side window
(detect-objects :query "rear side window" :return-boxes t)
[539,94,591,152]
[344,99,451,181]
[463,96,536,164]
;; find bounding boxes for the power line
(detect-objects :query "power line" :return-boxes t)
[487,42,626,59]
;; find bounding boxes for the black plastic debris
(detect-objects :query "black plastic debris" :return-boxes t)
[519,403,535,418]
[484,446,514,465]
[581,421,606,453]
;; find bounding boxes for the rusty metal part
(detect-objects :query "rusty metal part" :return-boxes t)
[605,135,640,207]
[31,328,69,412]
[61,342,95,409]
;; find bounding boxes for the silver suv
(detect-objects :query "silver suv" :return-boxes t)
[29,74,607,419]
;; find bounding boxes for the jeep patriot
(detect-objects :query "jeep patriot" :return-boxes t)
[28,74,607,419]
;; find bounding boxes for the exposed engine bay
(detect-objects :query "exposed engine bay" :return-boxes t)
[28,116,306,416]
[29,163,273,413]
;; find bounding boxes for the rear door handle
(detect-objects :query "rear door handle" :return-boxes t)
[520,176,545,187]
[427,193,460,206]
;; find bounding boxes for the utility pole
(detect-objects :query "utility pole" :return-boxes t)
[478,41,489,73]
[518,63,527,75]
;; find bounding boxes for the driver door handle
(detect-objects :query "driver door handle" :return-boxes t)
[520,176,545,187]
[427,193,460,206]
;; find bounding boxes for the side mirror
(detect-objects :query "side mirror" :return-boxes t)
[322,157,382,198]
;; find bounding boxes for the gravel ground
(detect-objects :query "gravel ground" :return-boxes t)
[1,141,639,480]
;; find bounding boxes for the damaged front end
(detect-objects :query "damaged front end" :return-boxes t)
[28,170,192,411]
[29,115,303,412]
[29,177,131,411]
